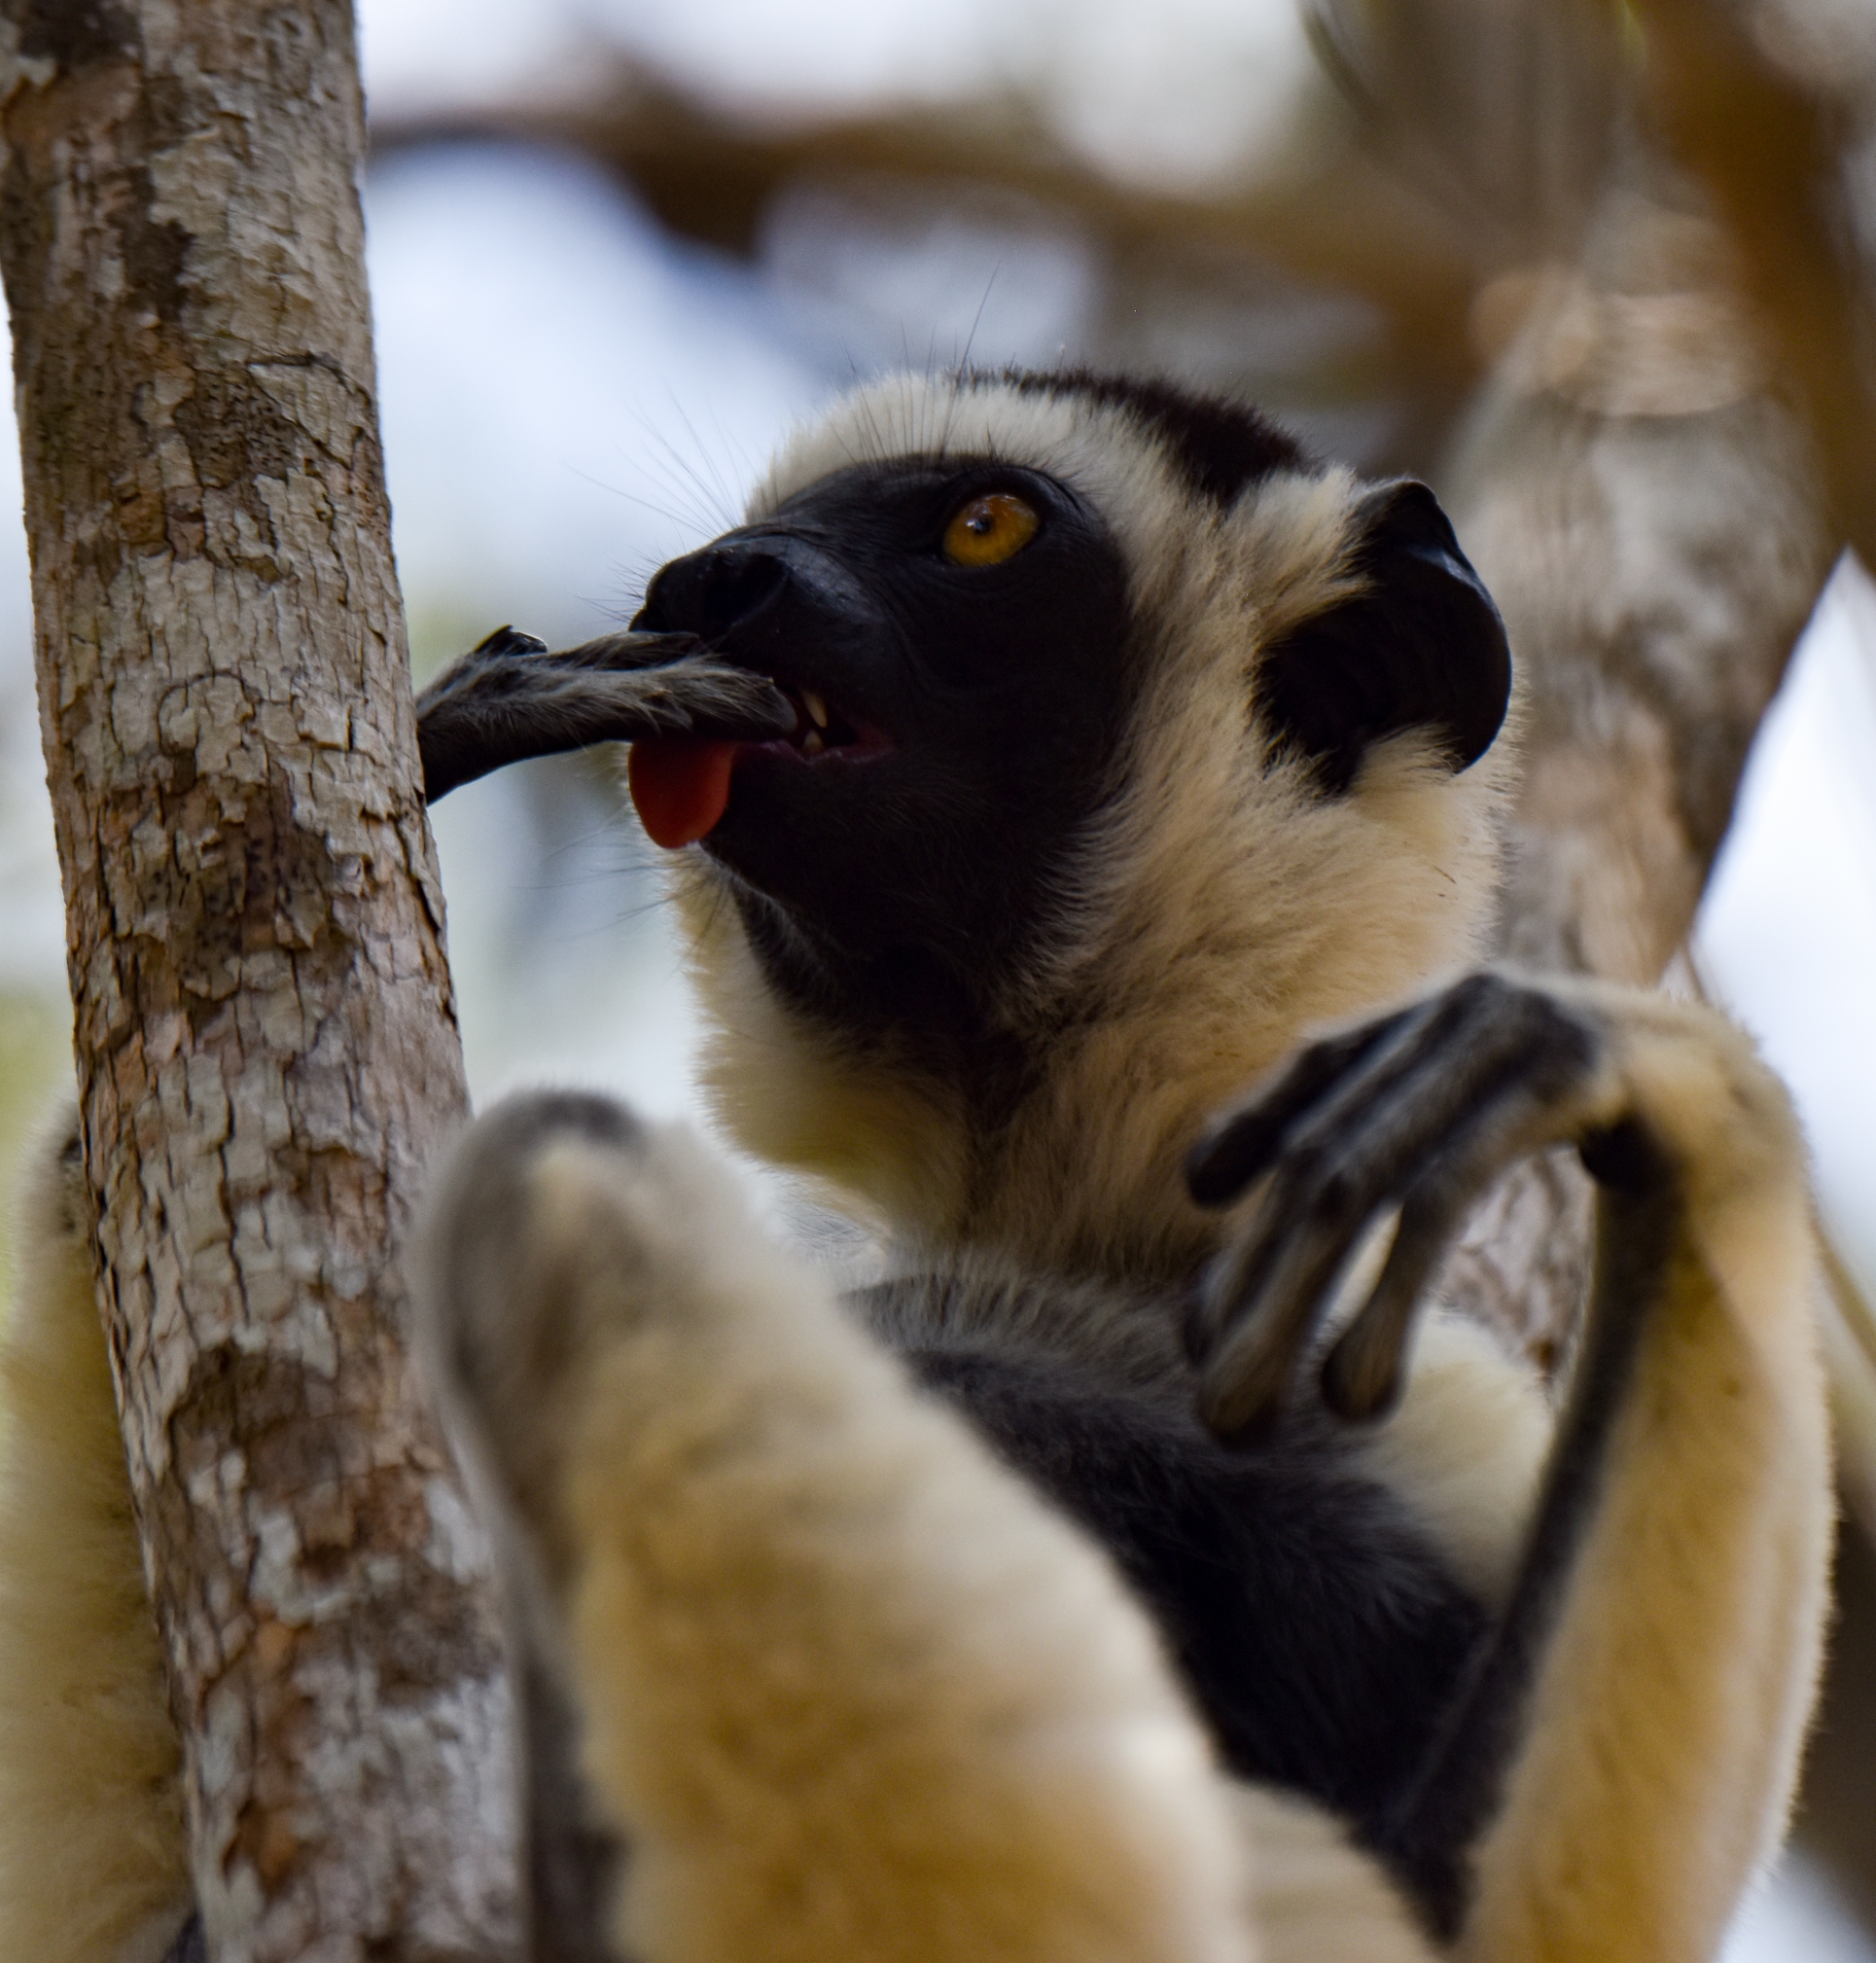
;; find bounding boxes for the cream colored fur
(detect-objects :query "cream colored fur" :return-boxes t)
[1352,1310,1553,1614]
[1455,987,1831,1963]
[1234,1789,1440,1963]
[421,1113,1260,1963]
[0,1117,190,1963]
[658,374,1831,1961]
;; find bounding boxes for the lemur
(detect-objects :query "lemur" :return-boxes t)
[0,369,1831,1963]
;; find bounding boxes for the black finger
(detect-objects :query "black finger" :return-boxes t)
[1268,976,1592,1216]
[1186,1012,1413,1207]
[1320,1082,1572,1420]
[416,631,793,803]
[1193,979,1595,1441]
[1318,1211,1422,1422]
[1194,1057,1459,1439]
[1187,996,1490,1374]
[1188,976,1526,1212]
[1196,1153,1382,1442]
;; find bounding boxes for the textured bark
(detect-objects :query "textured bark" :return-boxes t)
[1431,177,1830,1365]
[0,5,514,1959]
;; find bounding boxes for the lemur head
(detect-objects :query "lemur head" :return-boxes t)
[627,370,1513,1274]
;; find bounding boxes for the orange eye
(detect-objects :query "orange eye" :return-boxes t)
[942,491,1040,567]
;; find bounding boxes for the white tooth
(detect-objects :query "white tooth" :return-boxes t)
[803,689,831,730]
[802,729,825,757]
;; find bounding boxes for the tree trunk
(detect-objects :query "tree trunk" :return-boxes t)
[0,5,514,1959]
[1433,169,1830,1369]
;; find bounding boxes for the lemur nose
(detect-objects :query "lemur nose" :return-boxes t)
[634,541,791,645]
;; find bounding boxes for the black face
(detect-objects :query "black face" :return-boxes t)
[631,458,1134,1038]
[415,376,1509,1072]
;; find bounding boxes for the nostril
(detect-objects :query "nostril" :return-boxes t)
[633,545,791,645]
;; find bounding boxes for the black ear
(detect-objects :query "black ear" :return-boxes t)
[1257,481,1511,796]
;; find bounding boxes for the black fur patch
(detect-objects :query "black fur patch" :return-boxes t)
[996,367,1313,508]
[638,455,1134,1063]
[1259,480,1512,796]
[909,1342,1488,1858]
[521,1647,627,1963]
[162,1912,205,1963]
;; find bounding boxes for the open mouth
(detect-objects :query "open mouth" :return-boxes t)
[760,679,892,763]
[627,672,893,850]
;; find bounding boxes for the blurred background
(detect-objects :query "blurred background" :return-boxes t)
[2,0,1875,1951]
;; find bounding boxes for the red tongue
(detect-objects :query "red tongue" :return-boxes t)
[627,738,740,848]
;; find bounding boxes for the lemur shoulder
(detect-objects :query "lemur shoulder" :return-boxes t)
[0,368,1831,1963]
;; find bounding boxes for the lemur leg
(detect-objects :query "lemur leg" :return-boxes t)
[412,1091,1254,1963]
[0,1115,191,1963]
[1188,975,1832,1963]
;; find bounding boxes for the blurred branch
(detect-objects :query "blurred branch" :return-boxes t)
[1453,192,1827,989]
[1634,0,1876,570]
[1433,0,1876,1403]
[372,58,1469,284]
[1302,0,1629,250]
[1308,1,1842,1360]
[370,60,1495,469]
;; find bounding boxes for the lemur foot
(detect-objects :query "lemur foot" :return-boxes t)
[413,1091,730,1963]
[413,1091,1257,1963]
[1184,971,1801,1443]
[415,625,794,803]
[413,1090,674,1584]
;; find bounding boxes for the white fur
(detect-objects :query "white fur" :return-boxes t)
[0,1117,190,1963]
[1354,1310,1554,1613]
[1456,988,1831,1963]
[1234,1788,1440,1963]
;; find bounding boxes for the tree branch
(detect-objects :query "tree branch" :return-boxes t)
[0,3,514,1955]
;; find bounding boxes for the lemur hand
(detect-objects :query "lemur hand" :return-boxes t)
[415,625,794,803]
[1183,971,1790,1445]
